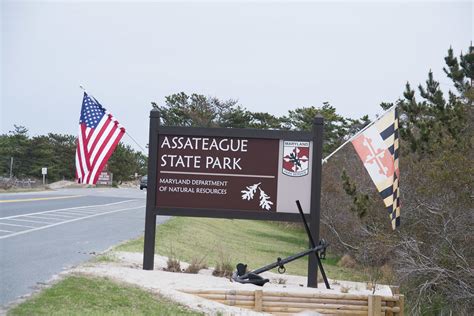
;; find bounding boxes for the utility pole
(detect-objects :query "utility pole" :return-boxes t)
[9,157,13,179]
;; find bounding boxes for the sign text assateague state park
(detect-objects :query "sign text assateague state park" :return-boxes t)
[157,135,279,211]
[155,134,313,214]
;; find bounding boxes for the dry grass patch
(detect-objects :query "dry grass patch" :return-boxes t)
[337,254,357,269]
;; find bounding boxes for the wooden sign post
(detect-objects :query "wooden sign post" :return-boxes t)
[143,109,324,288]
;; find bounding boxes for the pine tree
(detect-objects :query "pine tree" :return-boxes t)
[287,102,369,155]
[396,44,472,156]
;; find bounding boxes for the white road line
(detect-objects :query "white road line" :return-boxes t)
[24,215,64,221]
[54,210,103,216]
[2,218,52,224]
[0,222,36,228]
[58,209,100,215]
[0,200,136,220]
[31,213,78,219]
[0,229,13,233]
[49,212,89,217]
[0,205,145,240]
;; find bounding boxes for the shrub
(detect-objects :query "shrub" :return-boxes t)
[212,261,234,278]
[184,256,208,274]
[165,256,181,272]
[337,254,357,269]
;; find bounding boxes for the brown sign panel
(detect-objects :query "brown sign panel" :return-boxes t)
[156,135,279,212]
[149,126,318,219]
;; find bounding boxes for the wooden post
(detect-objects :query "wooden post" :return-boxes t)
[368,295,382,316]
[308,115,324,287]
[398,295,405,316]
[387,301,394,316]
[387,286,399,316]
[254,290,263,312]
[143,109,160,270]
[388,287,401,316]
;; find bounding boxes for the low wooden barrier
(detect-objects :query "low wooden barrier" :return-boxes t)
[181,289,404,315]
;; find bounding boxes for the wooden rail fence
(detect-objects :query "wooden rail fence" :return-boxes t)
[181,289,404,315]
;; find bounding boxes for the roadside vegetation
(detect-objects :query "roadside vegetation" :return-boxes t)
[0,130,147,187]
[7,275,202,316]
[116,217,367,282]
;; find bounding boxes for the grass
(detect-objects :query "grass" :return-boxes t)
[116,217,366,281]
[8,275,202,316]
[88,253,118,264]
[0,187,49,194]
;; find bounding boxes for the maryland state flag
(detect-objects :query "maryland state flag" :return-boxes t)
[352,108,400,229]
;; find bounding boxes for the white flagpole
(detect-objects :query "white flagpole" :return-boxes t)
[322,104,397,164]
[79,85,147,153]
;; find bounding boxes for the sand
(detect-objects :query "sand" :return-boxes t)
[68,251,394,315]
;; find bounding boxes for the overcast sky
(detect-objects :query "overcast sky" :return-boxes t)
[1,1,472,152]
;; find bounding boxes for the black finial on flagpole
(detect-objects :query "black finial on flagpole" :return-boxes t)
[79,84,88,95]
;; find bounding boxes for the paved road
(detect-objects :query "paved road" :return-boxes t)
[0,188,168,306]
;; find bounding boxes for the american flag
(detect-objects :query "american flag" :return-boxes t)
[75,92,125,184]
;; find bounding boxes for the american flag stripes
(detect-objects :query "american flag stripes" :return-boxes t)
[75,93,125,185]
[351,107,400,229]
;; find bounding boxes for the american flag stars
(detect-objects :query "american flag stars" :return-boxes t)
[79,95,106,128]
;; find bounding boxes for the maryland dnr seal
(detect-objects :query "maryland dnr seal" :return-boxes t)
[282,141,310,177]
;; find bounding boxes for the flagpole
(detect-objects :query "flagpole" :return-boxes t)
[79,85,147,153]
[322,104,397,164]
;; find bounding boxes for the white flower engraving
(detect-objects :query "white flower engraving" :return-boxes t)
[241,182,273,211]
[258,188,273,210]
[241,182,260,200]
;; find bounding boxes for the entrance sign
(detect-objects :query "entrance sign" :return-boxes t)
[97,172,113,186]
[143,110,324,287]
[155,135,314,216]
